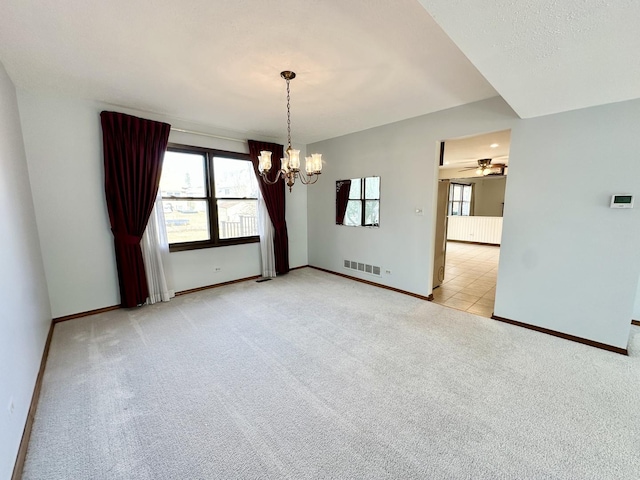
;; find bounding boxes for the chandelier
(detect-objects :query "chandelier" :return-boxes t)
[257,71,323,192]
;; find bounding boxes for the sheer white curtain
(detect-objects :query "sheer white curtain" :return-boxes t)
[258,190,276,277]
[141,191,175,304]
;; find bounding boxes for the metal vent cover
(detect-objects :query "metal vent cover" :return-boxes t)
[343,260,382,277]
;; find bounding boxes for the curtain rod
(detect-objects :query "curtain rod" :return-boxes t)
[170,127,246,144]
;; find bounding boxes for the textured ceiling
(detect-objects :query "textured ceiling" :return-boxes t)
[0,0,497,143]
[3,1,634,143]
[419,0,640,118]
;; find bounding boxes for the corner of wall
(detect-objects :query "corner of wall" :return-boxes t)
[0,62,52,480]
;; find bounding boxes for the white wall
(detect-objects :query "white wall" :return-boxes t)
[0,63,51,479]
[18,91,308,317]
[308,96,640,350]
[496,103,640,348]
[308,97,516,297]
[634,277,640,321]
[18,93,120,317]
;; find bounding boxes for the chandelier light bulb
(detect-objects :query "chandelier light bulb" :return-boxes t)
[311,153,322,173]
[288,149,300,170]
[258,151,272,173]
[281,157,290,173]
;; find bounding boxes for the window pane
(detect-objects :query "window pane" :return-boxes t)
[364,177,380,199]
[348,179,361,199]
[364,200,379,225]
[161,151,206,197]
[462,201,470,216]
[344,200,362,226]
[213,157,259,198]
[163,200,209,243]
[462,185,472,202]
[217,199,258,239]
[452,185,462,201]
[451,201,460,215]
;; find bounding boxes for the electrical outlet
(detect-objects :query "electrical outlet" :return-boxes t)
[8,397,14,415]
[214,267,222,272]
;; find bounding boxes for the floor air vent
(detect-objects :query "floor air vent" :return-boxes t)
[343,259,382,277]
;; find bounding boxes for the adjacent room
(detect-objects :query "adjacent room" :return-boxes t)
[2,1,640,479]
[432,130,510,317]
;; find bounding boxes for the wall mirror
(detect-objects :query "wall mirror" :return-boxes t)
[336,177,380,227]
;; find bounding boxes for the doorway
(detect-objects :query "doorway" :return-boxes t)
[431,129,510,318]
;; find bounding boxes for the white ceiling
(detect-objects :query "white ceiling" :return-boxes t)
[0,0,496,144]
[1,1,637,143]
[419,0,640,118]
[441,129,511,170]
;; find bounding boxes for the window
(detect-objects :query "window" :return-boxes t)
[160,144,259,251]
[344,177,380,226]
[448,183,472,216]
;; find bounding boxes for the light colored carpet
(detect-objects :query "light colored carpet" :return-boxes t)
[23,268,640,479]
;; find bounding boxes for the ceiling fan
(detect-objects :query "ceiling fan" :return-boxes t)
[460,158,507,176]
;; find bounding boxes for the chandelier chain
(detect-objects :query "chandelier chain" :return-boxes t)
[286,78,291,148]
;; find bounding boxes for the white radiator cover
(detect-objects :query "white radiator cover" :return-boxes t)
[447,216,503,245]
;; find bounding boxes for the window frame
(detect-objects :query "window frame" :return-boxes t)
[162,143,260,252]
[448,182,472,217]
[346,177,380,227]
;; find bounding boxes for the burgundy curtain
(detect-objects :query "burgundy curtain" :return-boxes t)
[101,111,171,307]
[248,140,290,274]
[336,180,351,224]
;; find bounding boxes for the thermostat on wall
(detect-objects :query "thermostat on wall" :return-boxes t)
[610,194,634,209]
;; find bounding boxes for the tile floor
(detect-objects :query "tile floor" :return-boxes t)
[432,241,500,318]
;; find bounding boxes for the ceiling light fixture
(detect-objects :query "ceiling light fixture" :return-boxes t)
[475,158,493,176]
[257,71,323,192]
[490,143,499,148]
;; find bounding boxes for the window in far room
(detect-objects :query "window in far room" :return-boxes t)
[159,145,259,251]
[448,183,472,216]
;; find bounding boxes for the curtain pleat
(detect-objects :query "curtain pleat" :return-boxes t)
[248,140,290,275]
[101,111,171,307]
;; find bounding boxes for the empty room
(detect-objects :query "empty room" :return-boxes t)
[2,1,640,479]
